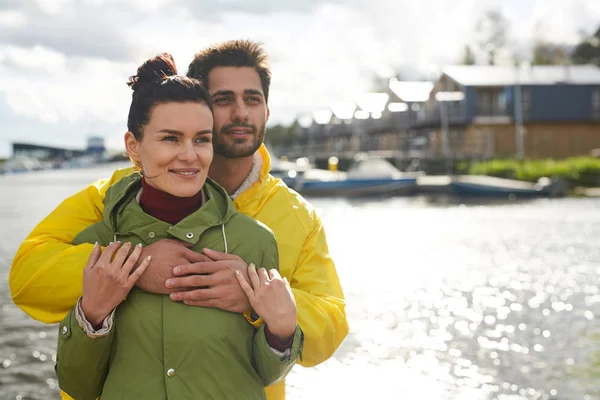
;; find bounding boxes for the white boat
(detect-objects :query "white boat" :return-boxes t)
[0,156,45,174]
[287,158,420,197]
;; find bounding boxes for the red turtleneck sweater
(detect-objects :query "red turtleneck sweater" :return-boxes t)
[140,178,203,224]
[139,178,292,351]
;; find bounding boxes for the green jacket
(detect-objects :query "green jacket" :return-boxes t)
[55,172,303,400]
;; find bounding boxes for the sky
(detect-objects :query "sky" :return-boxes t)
[0,0,599,158]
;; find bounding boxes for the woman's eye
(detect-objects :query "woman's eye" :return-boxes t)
[162,136,178,142]
[195,137,212,144]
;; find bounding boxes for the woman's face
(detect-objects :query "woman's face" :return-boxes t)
[125,101,214,198]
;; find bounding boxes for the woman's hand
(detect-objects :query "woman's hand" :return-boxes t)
[81,242,152,328]
[236,264,297,341]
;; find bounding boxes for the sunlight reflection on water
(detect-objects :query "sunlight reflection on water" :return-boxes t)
[1,166,599,399]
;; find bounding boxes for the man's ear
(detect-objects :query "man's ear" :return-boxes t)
[266,106,270,123]
[124,132,141,168]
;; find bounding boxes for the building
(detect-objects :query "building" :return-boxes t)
[287,79,433,159]
[417,64,600,159]
[86,136,106,156]
[12,142,84,161]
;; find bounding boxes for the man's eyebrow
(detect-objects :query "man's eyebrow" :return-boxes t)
[211,89,264,98]
[212,90,234,97]
[244,89,264,97]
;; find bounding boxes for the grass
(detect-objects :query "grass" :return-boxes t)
[467,157,600,187]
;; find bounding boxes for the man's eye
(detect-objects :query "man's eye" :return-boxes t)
[162,136,178,142]
[246,97,261,104]
[214,97,231,104]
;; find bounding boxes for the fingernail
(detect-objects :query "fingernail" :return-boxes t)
[235,270,240,276]
[137,243,143,248]
[93,242,98,250]
[166,279,173,288]
[173,267,180,274]
[146,256,152,261]
[248,263,255,269]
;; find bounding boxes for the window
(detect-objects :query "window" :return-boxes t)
[476,88,507,116]
[593,88,600,120]
[521,88,531,120]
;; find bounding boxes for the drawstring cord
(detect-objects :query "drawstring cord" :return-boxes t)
[221,224,228,254]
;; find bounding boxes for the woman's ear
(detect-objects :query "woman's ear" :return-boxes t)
[124,132,141,168]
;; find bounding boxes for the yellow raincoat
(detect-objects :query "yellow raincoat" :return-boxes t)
[10,144,348,400]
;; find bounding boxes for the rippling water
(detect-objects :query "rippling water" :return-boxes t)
[1,164,599,400]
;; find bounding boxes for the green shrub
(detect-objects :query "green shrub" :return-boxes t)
[468,157,600,187]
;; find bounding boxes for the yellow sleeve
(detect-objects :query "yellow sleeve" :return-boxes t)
[292,216,348,367]
[9,168,133,324]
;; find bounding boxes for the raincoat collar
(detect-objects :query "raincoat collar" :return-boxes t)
[233,144,275,215]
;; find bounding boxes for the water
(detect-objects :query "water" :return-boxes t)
[1,164,599,400]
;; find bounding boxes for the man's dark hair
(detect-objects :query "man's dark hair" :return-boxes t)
[187,40,271,102]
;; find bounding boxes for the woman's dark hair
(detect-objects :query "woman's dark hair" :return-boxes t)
[127,52,212,140]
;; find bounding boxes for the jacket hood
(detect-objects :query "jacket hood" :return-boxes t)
[102,172,237,241]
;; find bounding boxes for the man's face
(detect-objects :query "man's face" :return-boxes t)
[207,66,270,159]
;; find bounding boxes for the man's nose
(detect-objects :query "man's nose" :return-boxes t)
[231,99,249,122]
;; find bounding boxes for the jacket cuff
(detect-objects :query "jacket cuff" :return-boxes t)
[74,297,115,338]
[263,325,304,361]
[265,327,294,352]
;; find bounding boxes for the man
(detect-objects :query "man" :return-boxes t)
[10,40,348,400]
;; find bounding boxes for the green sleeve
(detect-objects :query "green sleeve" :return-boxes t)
[260,238,280,271]
[55,308,114,400]
[252,324,304,386]
[250,237,304,386]
[72,221,115,247]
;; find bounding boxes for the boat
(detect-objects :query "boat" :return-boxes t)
[448,175,565,198]
[269,157,308,188]
[0,156,45,174]
[285,158,419,197]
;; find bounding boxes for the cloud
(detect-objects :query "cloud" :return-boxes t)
[0,0,599,158]
[180,0,350,18]
[0,0,158,61]
[0,45,66,73]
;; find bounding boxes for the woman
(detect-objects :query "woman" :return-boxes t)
[55,53,303,400]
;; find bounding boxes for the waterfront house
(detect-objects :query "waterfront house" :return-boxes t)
[417,64,600,159]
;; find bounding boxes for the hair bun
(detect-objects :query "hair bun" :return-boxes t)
[127,52,178,91]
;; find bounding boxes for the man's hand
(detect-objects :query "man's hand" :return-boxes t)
[167,248,252,313]
[135,239,210,294]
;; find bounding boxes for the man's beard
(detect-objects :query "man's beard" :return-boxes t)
[213,122,266,158]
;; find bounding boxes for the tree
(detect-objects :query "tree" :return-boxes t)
[532,41,569,65]
[475,9,510,65]
[459,45,476,65]
[266,123,294,148]
[572,26,600,66]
